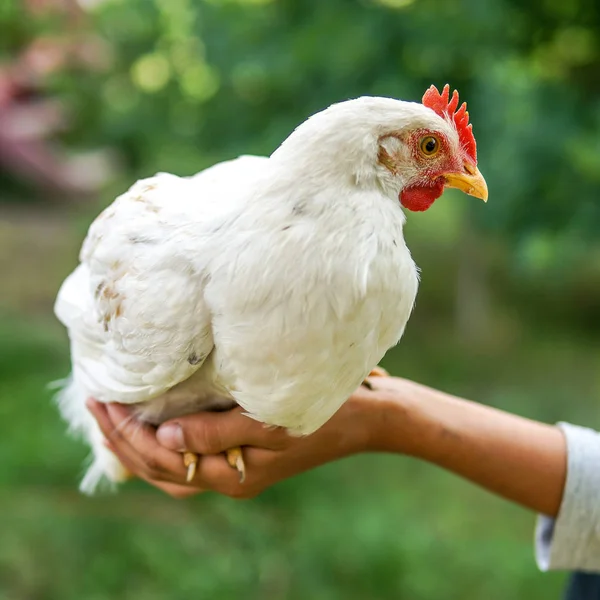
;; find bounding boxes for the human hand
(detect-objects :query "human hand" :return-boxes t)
[86,378,397,499]
[89,373,568,516]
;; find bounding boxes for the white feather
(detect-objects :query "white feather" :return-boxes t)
[54,97,456,492]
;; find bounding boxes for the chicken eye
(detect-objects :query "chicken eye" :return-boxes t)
[420,135,440,156]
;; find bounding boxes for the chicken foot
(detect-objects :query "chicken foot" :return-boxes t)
[361,365,389,389]
[183,447,246,483]
[225,446,246,483]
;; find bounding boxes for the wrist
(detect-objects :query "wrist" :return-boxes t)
[361,379,439,457]
[339,393,376,456]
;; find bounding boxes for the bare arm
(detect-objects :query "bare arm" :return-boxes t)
[368,377,567,517]
[88,374,567,514]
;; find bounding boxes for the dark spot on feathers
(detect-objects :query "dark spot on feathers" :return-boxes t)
[129,234,157,244]
[188,352,203,365]
[393,240,397,247]
[282,226,291,231]
[292,201,307,216]
[101,285,118,300]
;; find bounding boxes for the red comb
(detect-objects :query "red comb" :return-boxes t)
[422,84,477,163]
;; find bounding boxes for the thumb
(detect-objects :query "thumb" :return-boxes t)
[156,408,289,453]
[156,421,187,451]
[156,408,252,454]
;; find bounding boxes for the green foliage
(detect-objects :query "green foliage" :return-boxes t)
[4,0,600,262]
[74,0,600,240]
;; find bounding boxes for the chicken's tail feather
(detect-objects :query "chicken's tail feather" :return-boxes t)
[52,375,130,494]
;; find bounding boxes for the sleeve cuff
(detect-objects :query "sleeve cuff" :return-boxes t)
[535,422,600,572]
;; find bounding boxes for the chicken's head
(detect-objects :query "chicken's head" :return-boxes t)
[377,84,487,212]
[272,84,488,213]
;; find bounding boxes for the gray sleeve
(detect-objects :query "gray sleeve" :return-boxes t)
[535,422,600,572]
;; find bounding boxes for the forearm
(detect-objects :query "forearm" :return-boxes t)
[368,381,567,517]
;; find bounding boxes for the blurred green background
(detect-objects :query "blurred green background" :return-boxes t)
[1,0,600,598]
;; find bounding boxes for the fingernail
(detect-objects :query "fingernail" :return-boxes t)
[157,423,185,451]
[86,398,98,411]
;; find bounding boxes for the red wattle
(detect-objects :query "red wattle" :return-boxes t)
[400,180,445,212]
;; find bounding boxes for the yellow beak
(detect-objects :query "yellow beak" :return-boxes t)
[444,163,488,202]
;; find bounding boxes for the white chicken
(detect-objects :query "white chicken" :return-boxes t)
[54,84,488,493]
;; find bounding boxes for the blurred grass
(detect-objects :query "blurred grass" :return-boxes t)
[3,210,596,599]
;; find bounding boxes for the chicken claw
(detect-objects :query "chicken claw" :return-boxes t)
[368,366,389,378]
[361,365,389,390]
[183,451,198,482]
[226,446,246,483]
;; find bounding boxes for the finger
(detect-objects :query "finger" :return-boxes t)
[106,403,190,481]
[104,439,203,498]
[153,480,203,499]
[88,400,163,478]
[192,452,259,498]
[87,399,123,446]
[103,437,150,482]
[189,445,289,499]
[156,407,290,454]
[87,399,188,484]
